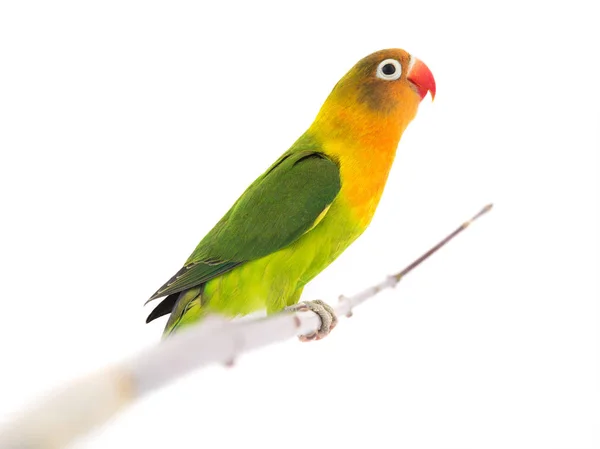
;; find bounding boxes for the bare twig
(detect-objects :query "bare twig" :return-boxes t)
[0,204,493,449]
[391,203,493,282]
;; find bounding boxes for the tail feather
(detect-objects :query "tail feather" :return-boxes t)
[146,283,207,337]
[162,285,205,337]
[145,293,179,323]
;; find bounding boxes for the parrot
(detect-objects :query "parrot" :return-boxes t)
[145,48,436,340]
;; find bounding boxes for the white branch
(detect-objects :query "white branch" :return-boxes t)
[0,204,492,449]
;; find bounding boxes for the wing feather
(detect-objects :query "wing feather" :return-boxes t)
[147,148,340,303]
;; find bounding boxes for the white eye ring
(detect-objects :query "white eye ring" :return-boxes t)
[376,59,402,81]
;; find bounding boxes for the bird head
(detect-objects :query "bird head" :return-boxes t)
[312,49,435,143]
[334,48,435,108]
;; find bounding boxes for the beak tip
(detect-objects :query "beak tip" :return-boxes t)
[407,56,436,103]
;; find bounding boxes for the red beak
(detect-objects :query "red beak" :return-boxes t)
[407,57,436,101]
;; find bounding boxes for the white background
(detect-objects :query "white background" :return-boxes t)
[0,1,598,448]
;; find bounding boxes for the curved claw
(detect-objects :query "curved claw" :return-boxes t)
[285,300,338,342]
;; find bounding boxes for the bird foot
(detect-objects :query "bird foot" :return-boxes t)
[285,300,338,342]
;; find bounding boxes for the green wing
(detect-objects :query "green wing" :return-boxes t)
[147,149,341,302]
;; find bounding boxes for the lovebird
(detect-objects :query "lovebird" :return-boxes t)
[146,48,436,340]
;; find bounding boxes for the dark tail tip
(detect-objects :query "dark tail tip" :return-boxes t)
[146,293,179,323]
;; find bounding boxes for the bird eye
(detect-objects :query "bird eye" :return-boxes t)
[376,59,402,81]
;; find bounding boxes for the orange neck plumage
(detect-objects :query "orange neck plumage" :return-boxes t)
[309,94,419,226]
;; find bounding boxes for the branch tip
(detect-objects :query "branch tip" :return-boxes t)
[472,203,494,222]
[392,203,493,280]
